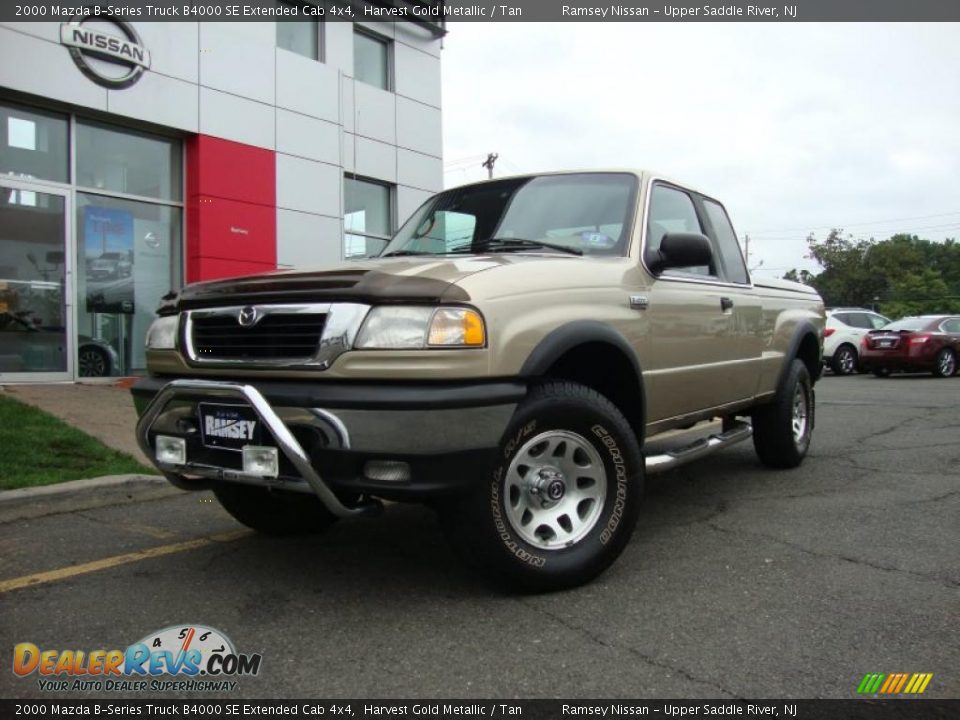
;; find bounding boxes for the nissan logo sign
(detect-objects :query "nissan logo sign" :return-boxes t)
[60,12,150,89]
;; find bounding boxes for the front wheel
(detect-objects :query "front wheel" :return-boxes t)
[212,482,338,536]
[751,359,813,469]
[441,381,644,592]
[933,348,956,378]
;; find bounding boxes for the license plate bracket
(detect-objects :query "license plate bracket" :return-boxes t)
[198,403,264,451]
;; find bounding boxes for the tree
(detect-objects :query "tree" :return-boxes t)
[795,230,960,316]
[782,268,814,284]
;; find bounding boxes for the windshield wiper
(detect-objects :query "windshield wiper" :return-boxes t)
[449,237,583,256]
[380,249,433,257]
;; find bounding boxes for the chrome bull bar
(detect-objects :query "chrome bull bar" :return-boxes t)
[135,379,376,518]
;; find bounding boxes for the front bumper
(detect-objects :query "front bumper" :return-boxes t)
[132,377,524,511]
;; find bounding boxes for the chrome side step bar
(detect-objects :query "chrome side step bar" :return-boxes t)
[135,379,378,518]
[645,421,752,475]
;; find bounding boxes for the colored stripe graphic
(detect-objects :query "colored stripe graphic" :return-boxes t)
[857,673,932,695]
[857,673,885,694]
[879,674,897,693]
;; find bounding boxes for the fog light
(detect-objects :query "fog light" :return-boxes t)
[243,446,279,478]
[155,435,186,465]
[363,460,411,482]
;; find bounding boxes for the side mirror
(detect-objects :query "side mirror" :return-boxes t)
[649,232,713,273]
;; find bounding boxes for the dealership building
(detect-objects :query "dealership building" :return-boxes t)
[0,9,444,381]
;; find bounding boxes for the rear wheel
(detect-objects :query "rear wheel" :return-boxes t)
[933,348,956,378]
[440,381,644,592]
[752,359,813,469]
[213,482,337,536]
[830,344,859,375]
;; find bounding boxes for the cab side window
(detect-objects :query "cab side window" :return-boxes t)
[702,199,749,285]
[646,184,712,277]
[942,318,960,333]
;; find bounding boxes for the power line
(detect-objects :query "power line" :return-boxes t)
[750,210,960,237]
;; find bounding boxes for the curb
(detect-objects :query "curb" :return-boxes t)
[0,474,180,524]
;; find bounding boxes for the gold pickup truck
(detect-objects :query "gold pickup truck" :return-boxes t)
[133,171,824,591]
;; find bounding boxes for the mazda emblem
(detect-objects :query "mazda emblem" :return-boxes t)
[238,306,259,327]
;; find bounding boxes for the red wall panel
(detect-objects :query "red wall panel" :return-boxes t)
[185,135,276,283]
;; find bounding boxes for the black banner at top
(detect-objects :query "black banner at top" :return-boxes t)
[3,0,960,23]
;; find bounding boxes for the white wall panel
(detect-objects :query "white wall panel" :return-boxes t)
[0,27,107,110]
[277,210,343,268]
[344,134,397,183]
[199,22,274,105]
[397,149,442,192]
[396,96,442,157]
[395,25,443,59]
[353,82,396,145]
[275,49,340,123]
[200,87,274,149]
[277,110,340,165]
[134,22,199,84]
[394,43,441,109]
[323,21,353,77]
[0,22,59,43]
[108,72,199,133]
[277,154,341,216]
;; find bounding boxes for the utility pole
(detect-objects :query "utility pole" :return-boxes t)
[482,152,499,179]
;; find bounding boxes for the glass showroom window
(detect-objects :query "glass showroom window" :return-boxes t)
[276,6,321,60]
[0,102,68,183]
[76,121,181,201]
[354,29,391,90]
[344,176,392,258]
[75,120,182,376]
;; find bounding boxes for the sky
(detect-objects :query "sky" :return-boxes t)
[439,23,960,278]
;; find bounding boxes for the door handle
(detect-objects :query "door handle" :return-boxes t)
[720,297,734,311]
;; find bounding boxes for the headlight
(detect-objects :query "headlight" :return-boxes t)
[145,315,179,350]
[427,307,486,346]
[355,306,486,349]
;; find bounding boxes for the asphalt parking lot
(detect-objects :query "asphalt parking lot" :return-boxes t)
[0,374,957,700]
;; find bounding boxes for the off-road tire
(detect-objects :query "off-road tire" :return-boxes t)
[830,344,859,375]
[751,359,813,469]
[933,348,956,378]
[213,482,338,536]
[440,381,644,592]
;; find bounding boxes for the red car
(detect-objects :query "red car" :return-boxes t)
[861,315,960,377]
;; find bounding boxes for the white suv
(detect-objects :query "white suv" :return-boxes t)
[824,308,891,375]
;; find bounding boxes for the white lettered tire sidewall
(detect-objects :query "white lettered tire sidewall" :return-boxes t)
[478,382,644,590]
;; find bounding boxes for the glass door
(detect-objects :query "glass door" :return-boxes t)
[0,180,73,382]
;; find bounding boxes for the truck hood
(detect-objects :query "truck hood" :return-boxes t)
[161,255,551,313]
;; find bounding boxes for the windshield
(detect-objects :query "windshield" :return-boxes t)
[380,173,638,258]
[882,318,928,331]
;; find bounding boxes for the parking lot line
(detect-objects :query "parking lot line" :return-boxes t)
[0,528,252,594]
